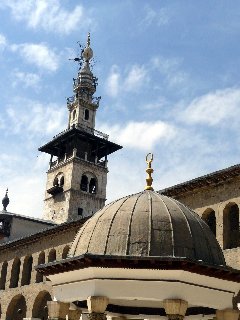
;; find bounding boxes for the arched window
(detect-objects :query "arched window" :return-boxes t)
[223,203,239,249]
[59,176,64,187]
[80,175,88,192]
[89,178,97,194]
[84,109,89,120]
[36,252,45,283]
[10,258,21,288]
[53,173,64,187]
[6,294,27,320]
[0,261,8,290]
[72,109,77,120]
[32,290,52,320]
[21,256,33,286]
[53,176,59,186]
[62,245,70,259]
[202,209,216,236]
[48,249,56,263]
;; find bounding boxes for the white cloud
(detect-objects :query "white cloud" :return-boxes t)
[105,64,148,97]
[12,71,41,89]
[124,65,148,91]
[99,120,176,151]
[151,56,188,88]
[0,33,6,51]
[6,98,66,136]
[1,0,91,34]
[11,43,59,71]
[181,87,240,126]
[141,5,170,27]
[106,65,121,97]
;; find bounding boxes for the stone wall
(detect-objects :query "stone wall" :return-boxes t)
[0,221,82,319]
[172,176,240,270]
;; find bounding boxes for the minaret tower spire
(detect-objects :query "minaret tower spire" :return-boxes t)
[68,32,99,131]
[39,35,122,224]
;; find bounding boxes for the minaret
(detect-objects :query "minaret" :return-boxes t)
[39,34,122,224]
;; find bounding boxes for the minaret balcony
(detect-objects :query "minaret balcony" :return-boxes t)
[47,185,63,196]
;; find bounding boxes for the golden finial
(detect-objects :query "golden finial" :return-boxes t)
[145,153,154,191]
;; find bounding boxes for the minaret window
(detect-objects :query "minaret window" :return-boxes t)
[72,109,77,120]
[84,109,89,120]
[80,175,88,191]
[78,208,83,217]
[59,176,64,187]
[89,178,97,194]
[53,173,64,187]
[53,177,59,186]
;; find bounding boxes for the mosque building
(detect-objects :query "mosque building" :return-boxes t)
[0,35,240,320]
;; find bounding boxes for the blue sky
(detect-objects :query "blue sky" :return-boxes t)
[1,1,240,217]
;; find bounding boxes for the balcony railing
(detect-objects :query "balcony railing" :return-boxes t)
[75,123,108,140]
[49,151,107,169]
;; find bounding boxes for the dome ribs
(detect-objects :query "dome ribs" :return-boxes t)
[87,197,129,254]
[69,190,226,267]
[128,192,150,256]
[160,195,193,259]
[126,192,143,256]
[104,194,140,255]
[151,192,174,256]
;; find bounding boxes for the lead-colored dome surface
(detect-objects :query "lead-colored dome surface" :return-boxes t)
[69,190,225,267]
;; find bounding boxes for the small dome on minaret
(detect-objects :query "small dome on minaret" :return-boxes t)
[2,188,9,211]
[82,32,93,62]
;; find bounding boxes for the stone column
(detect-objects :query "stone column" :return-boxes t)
[216,309,239,320]
[68,309,82,320]
[163,299,188,320]
[87,296,109,320]
[47,301,70,320]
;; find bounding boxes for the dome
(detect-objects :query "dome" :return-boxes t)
[69,190,225,267]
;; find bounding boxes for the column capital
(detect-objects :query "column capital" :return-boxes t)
[87,296,109,313]
[216,309,240,320]
[47,301,70,320]
[163,299,188,320]
[87,296,109,320]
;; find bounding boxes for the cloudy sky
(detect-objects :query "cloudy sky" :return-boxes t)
[1,1,240,218]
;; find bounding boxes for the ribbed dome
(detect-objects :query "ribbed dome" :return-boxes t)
[69,190,225,267]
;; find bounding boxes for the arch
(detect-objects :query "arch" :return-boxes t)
[89,178,97,194]
[80,175,88,192]
[21,255,33,286]
[36,251,45,283]
[6,294,27,320]
[72,109,77,120]
[10,257,21,288]
[84,109,89,120]
[59,176,64,187]
[223,202,239,249]
[53,172,64,187]
[53,176,59,186]
[202,209,216,236]
[62,245,70,259]
[32,290,52,320]
[0,261,8,290]
[48,248,56,262]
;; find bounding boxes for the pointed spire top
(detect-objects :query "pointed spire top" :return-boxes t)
[87,32,91,47]
[145,153,154,191]
[2,188,9,211]
[82,33,93,62]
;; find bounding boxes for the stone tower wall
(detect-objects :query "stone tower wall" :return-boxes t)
[43,156,108,224]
